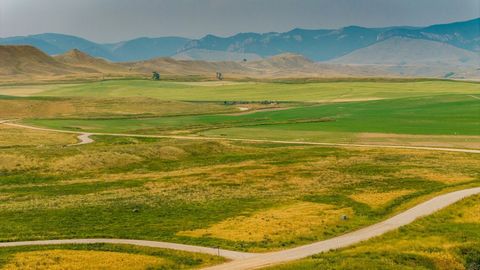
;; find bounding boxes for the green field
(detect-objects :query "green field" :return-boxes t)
[16,80,479,149]
[0,79,479,269]
[26,94,480,137]
[267,194,480,270]
[15,79,479,101]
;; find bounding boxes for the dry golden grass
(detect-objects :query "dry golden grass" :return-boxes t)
[400,169,475,184]
[2,250,165,270]
[455,200,480,223]
[51,152,143,172]
[0,154,41,172]
[178,202,352,242]
[356,132,480,149]
[349,190,414,209]
[0,97,234,119]
[0,125,76,146]
[415,251,465,270]
[0,85,76,96]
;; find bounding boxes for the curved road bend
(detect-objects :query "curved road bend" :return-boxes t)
[69,133,94,146]
[3,122,480,154]
[203,187,480,270]
[0,188,479,269]
[0,239,254,260]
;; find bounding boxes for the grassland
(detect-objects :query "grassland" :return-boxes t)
[6,79,478,101]
[266,194,480,270]
[3,79,476,149]
[0,125,478,252]
[0,78,479,268]
[0,244,224,269]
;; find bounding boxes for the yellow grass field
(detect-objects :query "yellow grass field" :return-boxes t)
[349,190,413,209]
[2,250,165,270]
[179,202,353,243]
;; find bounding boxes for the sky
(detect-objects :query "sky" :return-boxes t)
[0,0,478,43]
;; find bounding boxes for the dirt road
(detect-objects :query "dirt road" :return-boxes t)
[69,133,94,146]
[1,188,479,269]
[202,187,480,270]
[3,122,480,154]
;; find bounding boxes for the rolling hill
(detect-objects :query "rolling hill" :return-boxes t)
[0,44,477,82]
[331,37,480,66]
[0,34,191,62]
[104,37,191,61]
[172,49,262,62]
[54,49,127,73]
[0,45,81,76]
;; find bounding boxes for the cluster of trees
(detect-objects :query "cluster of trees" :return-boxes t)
[152,71,160,80]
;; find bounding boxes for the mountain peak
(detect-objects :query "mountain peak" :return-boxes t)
[58,48,96,61]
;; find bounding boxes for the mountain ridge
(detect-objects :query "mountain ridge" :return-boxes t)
[1,18,478,62]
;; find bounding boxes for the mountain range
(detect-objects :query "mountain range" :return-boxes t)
[2,44,478,83]
[0,18,478,63]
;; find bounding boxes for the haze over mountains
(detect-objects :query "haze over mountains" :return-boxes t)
[0,18,478,81]
[1,18,478,63]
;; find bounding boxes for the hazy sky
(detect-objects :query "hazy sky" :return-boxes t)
[0,0,478,42]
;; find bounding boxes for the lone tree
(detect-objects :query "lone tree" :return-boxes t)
[152,71,160,80]
[216,72,223,81]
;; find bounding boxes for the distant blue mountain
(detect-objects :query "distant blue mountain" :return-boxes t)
[0,18,478,62]
[0,33,190,62]
[104,37,191,61]
[180,18,480,61]
[182,26,381,61]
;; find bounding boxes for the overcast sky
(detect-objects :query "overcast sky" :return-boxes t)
[0,0,478,43]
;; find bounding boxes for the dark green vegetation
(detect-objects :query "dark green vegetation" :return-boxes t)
[268,195,480,270]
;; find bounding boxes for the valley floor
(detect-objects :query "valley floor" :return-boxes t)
[0,79,478,269]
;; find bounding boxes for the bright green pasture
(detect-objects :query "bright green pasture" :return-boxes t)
[16,79,480,102]
[26,94,480,136]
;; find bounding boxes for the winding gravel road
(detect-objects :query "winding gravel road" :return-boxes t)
[3,122,480,154]
[1,188,479,269]
[69,133,94,146]
[202,187,480,270]
[1,121,480,269]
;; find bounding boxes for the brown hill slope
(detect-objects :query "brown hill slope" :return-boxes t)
[54,49,127,73]
[125,57,252,77]
[0,45,81,76]
[1,45,477,82]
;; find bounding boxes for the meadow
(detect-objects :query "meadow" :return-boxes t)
[0,78,479,269]
[0,244,224,269]
[7,79,477,149]
[267,194,480,270]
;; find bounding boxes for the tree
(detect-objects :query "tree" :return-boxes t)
[152,71,160,80]
[216,72,223,81]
